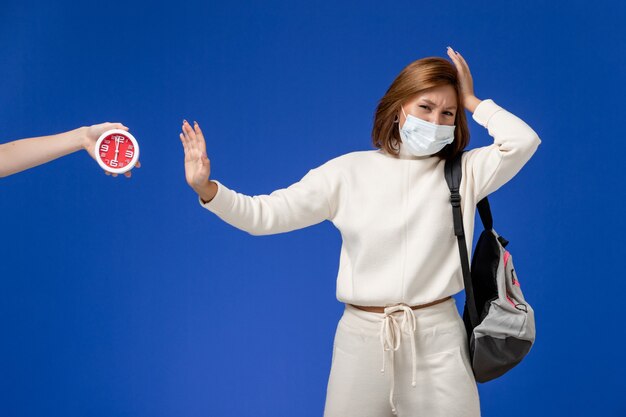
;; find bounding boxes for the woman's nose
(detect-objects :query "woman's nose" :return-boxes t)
[429,114,444,125]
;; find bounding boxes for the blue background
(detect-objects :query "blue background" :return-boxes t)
[1,0,624,416]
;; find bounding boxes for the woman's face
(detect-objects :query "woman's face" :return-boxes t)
[399,84,458,127]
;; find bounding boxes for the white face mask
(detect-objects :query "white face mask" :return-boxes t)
[399,106,456,156]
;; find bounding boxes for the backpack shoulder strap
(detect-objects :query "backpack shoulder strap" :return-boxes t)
[444,152,479,327]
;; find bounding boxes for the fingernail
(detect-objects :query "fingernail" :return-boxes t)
[194,121,198,126]
[183,119,188,124]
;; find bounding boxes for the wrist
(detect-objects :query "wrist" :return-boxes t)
[196,180,217,203]
[464,96,482,114]
[77,126,91,151]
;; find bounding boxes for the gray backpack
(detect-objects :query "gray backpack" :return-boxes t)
[444,152,535,383]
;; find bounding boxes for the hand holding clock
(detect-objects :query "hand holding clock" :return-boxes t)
[85,122,141,178]
[0,122,140,178]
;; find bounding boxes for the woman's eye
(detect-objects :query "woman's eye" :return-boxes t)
[445,112,454,116]
[419,105,430,110]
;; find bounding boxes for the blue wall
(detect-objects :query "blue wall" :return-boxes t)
[1,0,624,416]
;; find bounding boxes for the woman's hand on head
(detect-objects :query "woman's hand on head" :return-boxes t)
[446,47,481,113]
[180,120,213,200]
[83,122,141,178]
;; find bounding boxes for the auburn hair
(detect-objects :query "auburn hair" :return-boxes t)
[371,57,470,160]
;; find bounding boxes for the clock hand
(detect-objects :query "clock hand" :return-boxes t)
[113,137,120,162]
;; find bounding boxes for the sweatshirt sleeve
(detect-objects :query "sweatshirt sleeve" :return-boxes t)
[198,163,336,236]
[463,99,541,201]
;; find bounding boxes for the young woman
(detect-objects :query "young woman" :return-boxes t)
[0,122,140,178]
[179,47,541,417]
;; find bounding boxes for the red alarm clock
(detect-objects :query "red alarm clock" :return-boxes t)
[94,129,140,174]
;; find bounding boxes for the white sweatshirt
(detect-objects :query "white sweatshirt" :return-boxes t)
[199,99,541,306]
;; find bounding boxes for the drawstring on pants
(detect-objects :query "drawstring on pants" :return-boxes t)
[379,304,418,415]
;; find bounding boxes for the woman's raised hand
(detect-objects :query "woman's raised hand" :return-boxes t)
[446,46,481,113]
[180,120,214,201]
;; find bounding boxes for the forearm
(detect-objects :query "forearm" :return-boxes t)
[0,127,88,177]
[198,166,333,236]
[466,99,541,199]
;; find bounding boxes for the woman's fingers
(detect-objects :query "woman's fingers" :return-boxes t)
[456,52,471,75]
[181,120,191,145]
[447,46,473,82]
[448,47,472,78]
[446,46,457,60]
[180,132,190,157]
[447,46,463,68]
[183,120,200,155]
[111,122,129,131]
[446,47,476,111]
[183,120,197,145]
[450,52,472,86]
[447,47,464,73]
[181,126,197,157]
[193,121,207,153]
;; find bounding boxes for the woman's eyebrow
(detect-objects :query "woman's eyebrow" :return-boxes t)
[421,98,457,110]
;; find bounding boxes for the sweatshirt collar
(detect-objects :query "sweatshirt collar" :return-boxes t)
[396,141,434,160]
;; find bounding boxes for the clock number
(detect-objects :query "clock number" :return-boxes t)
[109,160,118,167]
[125,150,134,159]
[101,144,109,152]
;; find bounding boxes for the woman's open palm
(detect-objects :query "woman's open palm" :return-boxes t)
[180,120,211,191]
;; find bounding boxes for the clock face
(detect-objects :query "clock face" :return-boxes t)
[95,129,140,174]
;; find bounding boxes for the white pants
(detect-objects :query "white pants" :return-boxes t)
[323,298,481,417]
